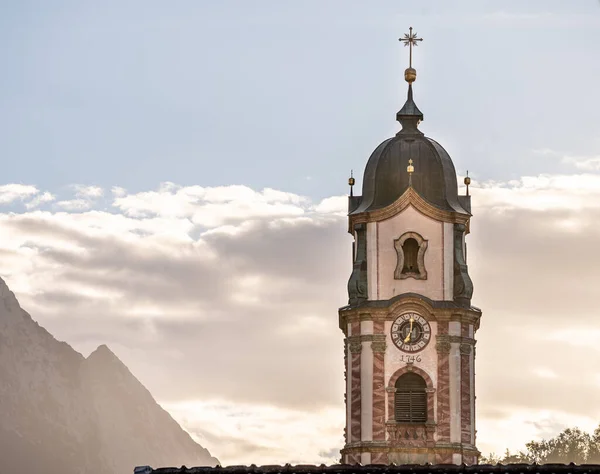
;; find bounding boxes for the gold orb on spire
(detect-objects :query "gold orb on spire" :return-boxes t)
[399,27,423,84]
[404,67,417,84]
[464,171,471,196]
[348,170,355,197]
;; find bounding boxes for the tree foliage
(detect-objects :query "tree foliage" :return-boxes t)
[480,425,600,464]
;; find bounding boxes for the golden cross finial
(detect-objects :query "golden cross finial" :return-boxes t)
[407,158,415,186]
[399,27,423,69]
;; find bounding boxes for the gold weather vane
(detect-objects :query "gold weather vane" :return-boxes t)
[399,27,423,84]
[400,27,423,69]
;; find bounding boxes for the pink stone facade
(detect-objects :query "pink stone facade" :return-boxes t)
[369,207,446,302]
[341,313,480,465]
[340,197,480,464]
[371,452,388,464]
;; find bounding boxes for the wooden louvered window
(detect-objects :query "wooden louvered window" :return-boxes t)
[394,373,427,423]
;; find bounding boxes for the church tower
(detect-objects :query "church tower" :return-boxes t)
[339,29,482,465]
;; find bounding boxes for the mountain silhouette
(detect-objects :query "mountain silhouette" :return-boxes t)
[0,276,219,474]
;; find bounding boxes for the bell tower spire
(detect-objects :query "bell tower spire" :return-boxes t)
[397,27,424,134]
[339,28,482,466]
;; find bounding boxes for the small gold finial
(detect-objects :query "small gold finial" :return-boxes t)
[407,159,414,186]
[348,170,355,197]
[399,26,423,84]
[464,170,471,196]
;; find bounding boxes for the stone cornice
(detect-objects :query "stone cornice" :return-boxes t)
[340,444,480,455]
[348,186,470,233]
[341,441,390,449]
[385,420,437,428]
[340,296,482,332]
[346,336,388,354]
[347,334,387,344]
[434,442,480,451]
[386,387,437,394]
[436,334,476,346]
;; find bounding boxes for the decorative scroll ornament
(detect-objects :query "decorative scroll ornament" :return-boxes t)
[371,341,387,353]
[349,341,363,353]
[459,343,472,355]
[436,340,451,354]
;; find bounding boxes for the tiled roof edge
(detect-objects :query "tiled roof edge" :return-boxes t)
[139,463,600,474]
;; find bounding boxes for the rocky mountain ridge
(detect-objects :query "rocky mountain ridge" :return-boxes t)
[0,276,219,474]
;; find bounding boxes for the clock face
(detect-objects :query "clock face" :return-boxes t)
[391,312,431,353]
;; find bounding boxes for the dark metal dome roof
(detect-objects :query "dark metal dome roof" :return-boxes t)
[350,84,469,216]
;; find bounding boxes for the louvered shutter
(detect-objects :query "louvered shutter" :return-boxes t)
[395,391,412,422]
[394,373,427,423]
[409,390,427,422]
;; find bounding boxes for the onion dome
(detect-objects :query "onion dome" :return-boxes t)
[349,63,469,216]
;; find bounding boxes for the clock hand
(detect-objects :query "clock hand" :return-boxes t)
[403,316,414,343]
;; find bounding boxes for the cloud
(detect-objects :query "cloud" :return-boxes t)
[531,148,560,157]
[312,195,347,215]
[1,176,600,463]
[72,184,104,199]
[0,184,348,414]
[55,198,94,211]
[112,183,309,227]
[164,399,344,466]
[531,367,558,379]
[25,191,56,209]
[468,173,600,211]
[112,186,127,197]
[562,155,600,171]
[53,185,105,211]
[0,184,39,204]
[477,408,599,459]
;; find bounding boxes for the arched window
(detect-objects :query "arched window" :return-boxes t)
[394,373,427,423]
[401,238,419,274]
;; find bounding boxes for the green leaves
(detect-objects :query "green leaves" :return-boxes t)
[481,424,600,464]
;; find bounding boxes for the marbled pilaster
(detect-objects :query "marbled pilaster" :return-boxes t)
[350,321,362,443]
[436,321,451,441]
[460,324,472,445]
[372,321,386,441]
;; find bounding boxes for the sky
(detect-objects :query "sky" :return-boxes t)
[1,0,600,466]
